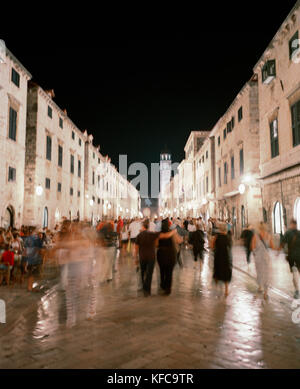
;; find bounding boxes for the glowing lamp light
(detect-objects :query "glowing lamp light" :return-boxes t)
[85,194,89,199]
[89,199,94,206]
[202,198,208,205]
[126,208,129,213]
[108,203,112,210]
[188,204,192,210]
[36,185,43,196]
[120,206,123,212]
[239,183,246,194]
[174,208,177,213]
[180,207,183,212]
[139,212,143,218]
[242,174,252,184]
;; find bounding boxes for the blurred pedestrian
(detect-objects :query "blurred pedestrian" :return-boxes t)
[251,222,275,300]
[279,219,300,299]
[241,224,254,265]
[189,223,205,271]
[211,222,232,297]
[157,219,183,295]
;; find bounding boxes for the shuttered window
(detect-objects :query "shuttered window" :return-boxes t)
[9,107,17,141]
[11,68,20,87]
[291,100,300,147]
[58,145,63,167]
[270,119,279,158]
[240,149,244,175]
[8,167,16,182]
[46,136,52,161]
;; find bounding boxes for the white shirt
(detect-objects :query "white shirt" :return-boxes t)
[129,221,142,239]
[188,224,196,232]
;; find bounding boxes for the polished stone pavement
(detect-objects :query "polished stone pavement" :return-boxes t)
[0,248,300,369]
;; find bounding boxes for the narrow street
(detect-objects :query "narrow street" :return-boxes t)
[1,247,300,369]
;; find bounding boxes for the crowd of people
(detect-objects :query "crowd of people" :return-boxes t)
[1,214,300,315]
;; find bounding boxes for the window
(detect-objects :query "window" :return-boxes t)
[223,128,227,140]
[8,107,17,141]
[79,138,81,146]
[202,156,204,163]
[98,158,100,164]
[206,176,209,193]
[46,135,52,161]
[70,187,74,196]
[8,167,16,182]
[78,160,81,177]
[231,156,235,179]
[78,190,80,197]
[291,100,300,147]
[45,178,51,189]
[11,68,20,87]
[98,198,100,204]
[98,175,100,187]
[289,31,299,61]
[58,145,63,167]
[58,182,62,192]
[70,154,74,174]
[238,106,243,122]
[92,171,95,185]
[270,119,279,158]
[241,206,246,229]
[224,162,228,184]
[262,60,276,84]
[218,167,221,187]
[206,151,208,159]
[93,153,95,159]
[218,136,220,146]
[92,196,95,202]
[48,106,52,118]
[72,131,75,140]
[239,149,244,175]
[227,121,232,134]
[59,117,63,129]
[231,116,235,130]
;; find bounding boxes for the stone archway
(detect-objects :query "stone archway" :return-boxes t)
[3,206,14,229]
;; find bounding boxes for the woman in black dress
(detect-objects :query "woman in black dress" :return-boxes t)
[157,219,182,295]
[211,222,232,297]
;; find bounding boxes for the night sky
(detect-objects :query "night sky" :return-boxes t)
[3,0,297,202]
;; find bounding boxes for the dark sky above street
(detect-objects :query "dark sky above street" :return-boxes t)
[3,0,297,201]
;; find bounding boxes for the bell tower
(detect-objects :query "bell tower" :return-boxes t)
[160,151,172,199]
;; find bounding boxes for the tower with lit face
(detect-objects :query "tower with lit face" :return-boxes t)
[160,152,172,200]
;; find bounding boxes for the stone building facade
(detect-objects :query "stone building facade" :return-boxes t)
[0,48,31,228]
[253,0,300,236]
[23,83,87,228]
[212,75,261,238]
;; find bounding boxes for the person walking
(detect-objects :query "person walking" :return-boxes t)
[116,216,124,249]
[189,223,205,271]
[135,219,175,297]
[157,219,183,295]
[251,222,275,300]
[241,224,254,265]
[211,222,232,297]
[279,219,300,299]
[97,219,118,282]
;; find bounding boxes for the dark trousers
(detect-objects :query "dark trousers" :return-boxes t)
[158,259,175,294]
[193,247,204,262]
[140,259,155,294]
[246,247,251,264]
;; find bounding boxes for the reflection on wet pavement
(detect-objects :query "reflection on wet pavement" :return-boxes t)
[0,248,300,369]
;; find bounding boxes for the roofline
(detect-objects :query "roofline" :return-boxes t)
[253,0,300,70]
[6,48,32,79]
[210,75,257,137]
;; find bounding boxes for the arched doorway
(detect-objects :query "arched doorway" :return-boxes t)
[77,210,80,221]
[294,198,300,230]
[273,201,285,234]
[3,206,14,229]
[69,211,72,221]
[43,207,48,228]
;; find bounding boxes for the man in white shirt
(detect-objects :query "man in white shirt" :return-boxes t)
[129,218,142,245]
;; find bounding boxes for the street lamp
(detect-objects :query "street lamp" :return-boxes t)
[239,183,246,194]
